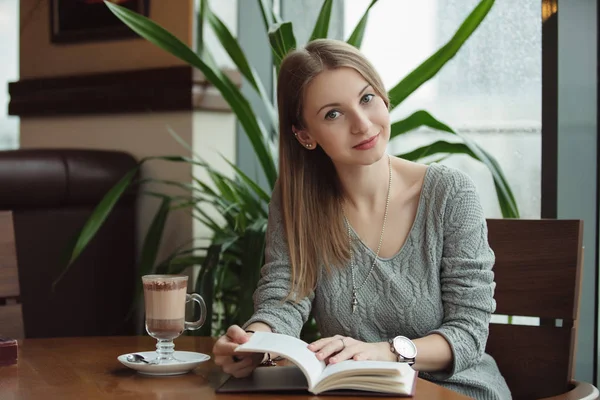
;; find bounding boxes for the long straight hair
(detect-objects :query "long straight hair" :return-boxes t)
[276,39,389,300]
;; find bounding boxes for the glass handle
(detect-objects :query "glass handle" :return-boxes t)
[185,293,206,331]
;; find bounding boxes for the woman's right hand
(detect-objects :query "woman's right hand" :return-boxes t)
[212,325,263,378]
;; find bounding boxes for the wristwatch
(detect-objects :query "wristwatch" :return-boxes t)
[389,336,417,365]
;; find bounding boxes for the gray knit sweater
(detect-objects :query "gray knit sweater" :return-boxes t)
[244,163,511,400]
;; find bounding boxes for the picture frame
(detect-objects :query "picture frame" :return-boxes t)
[50,0,150,44]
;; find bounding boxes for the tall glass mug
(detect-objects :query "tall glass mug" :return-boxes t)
[142,275,206,364]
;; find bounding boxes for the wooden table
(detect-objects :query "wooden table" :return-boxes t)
[0,336,472,399]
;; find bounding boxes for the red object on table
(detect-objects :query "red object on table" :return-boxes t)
[0,336,17,366]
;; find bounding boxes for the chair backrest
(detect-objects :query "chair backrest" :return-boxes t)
[485,218,583,400]
[0,211,24,338]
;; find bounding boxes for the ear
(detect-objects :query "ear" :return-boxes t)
[292,126,316,150]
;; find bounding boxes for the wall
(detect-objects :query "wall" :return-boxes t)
[19,0,191,78]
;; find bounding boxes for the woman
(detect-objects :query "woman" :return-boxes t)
[213,38,511,400]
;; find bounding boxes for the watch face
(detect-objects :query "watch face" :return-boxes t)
[393,336,417,359]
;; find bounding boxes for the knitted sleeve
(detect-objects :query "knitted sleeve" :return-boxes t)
[427,169,496,379]
[242,186,313,337]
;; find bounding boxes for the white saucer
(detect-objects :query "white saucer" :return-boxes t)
[117,351,211,376]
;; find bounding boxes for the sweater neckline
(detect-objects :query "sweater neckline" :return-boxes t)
[347,163,438,262]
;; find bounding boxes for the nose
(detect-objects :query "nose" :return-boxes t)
[350,109,372,135]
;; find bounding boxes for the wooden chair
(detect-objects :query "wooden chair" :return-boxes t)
[486,219,598,400]
[0,211,24,338]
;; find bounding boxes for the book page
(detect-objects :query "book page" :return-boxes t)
[235,331,326,390]
[319,360,411,381]
[314,360,416,394]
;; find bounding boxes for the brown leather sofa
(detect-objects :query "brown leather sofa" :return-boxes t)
[0,149,138,338]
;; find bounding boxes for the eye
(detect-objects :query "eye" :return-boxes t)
[325,110,341,120]
[360,94,375,104]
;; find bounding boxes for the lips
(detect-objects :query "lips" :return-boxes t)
[353,133,379,149]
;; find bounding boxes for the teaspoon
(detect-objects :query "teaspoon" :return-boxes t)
[126,354,150,364]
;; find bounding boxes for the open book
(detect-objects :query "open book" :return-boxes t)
[216,331,417,396]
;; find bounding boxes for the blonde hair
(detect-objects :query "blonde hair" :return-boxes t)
[276,39,389,300]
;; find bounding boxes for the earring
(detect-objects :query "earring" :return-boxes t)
[294,132,298,137]
[305,143,312,148]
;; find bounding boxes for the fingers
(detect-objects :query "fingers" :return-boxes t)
[213,325,252,358]
[308,335,343,352]
[212,335,238,357]
[226,324,251,344]
[219,354,255,377]
[329,344,364,364]
[307,336,374,365]
[309,335,347,362]
[215,350,263,378]
[330,342,379,364]
[308,335,346,352]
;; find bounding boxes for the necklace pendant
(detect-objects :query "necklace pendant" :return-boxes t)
[351,292,358,313]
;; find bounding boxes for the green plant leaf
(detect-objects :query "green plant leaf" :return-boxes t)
[138,197,171,277]
[193,178,219,198]
[212,232,240,252]
[237,222,267,324]
[390,110,454,139]
[166,255,205,270]
[104,1,277,187]
[396,139,519,218]
[258,0,281,32]
[220,156,270,202]
[143,178,197,193]
[125,195,171,320]
[387,0,494,109]
[346,0,379,48]
[204,5,255,88]
[193,244,221,336]
[154,246,209,274]
[200,163,267,216]
[196,0,206,54]
[208,170,238,203]
[194,206,224,232]
[165,125,203,161]
[268,21,297,67]
[397,139,474,161]
[138,156,266,214]
[309,0,333,41]
[203,3,278,132]
[462,137,519,216]
[138,156,269,222]
[54,166,139,290]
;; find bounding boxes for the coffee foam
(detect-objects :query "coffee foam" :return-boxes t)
[142,277,187,291]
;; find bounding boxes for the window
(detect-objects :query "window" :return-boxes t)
[0,0,19,150]
[345,0,542,218]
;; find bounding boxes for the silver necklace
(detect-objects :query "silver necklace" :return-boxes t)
[343,154,392,313]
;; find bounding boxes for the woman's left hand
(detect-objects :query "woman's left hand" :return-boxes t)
[308,335,395,364]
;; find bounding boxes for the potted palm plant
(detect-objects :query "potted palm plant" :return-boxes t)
[59,0,517,338]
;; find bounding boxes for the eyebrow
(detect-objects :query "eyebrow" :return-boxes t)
[315,84,372,115]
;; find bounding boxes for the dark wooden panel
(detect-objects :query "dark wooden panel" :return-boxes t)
[0,212,19,299]
[487,219,582,319]
[486,324,572,400]
[0,211,23,338]
[541,0,558,218]
[8,66,239,117]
